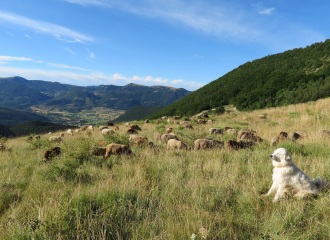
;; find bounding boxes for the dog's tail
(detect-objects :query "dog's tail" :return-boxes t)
[312,177,330,191]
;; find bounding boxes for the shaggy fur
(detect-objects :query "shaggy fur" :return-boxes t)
[265,148,326,202]
[104,144,133,160]
[43,147,61,162]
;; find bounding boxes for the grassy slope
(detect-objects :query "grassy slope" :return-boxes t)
[2,99,330,238]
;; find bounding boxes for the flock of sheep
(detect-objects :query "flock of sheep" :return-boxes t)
[12,113,330,163]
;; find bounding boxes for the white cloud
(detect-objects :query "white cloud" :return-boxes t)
[113,73,127,80]
[25,34,32,39]
[0,62,8,64]
[90,52,95,58]
[144,76,153,82]
[65,47,76,55]
[171,79,184,84]
[48,62,92,71]
[259,8,275,15]
[0,10,93,43]
[132,75,142,81]
[0,56,33,61]
[154,77,169,83]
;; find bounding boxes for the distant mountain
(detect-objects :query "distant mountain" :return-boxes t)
[9,121,78,137]
[0,77,191,111]
[114,105,165,123]
[147,39,330,118]
[0,105,50,126]
[0,123,15,138]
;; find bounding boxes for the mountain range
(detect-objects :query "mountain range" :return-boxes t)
[0,76,191,112]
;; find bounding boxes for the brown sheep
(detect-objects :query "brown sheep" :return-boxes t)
[161,116,168,120]
[107,122,115,126]
[258,115,266,119]
[320,129,330,138]
[125,122,130,127]
[43,147,61,162]
[184,124,194,129]
[27,136,33,141]
[173,120,179,125]
[90,147,106,156]
[104,144,133,160]
[237,139,255,149]
[288,132,301,141]
[154,133,162,142]
[194,139,224,150]
[34,135,41,140]
[161,134,179,143]
[114,126,119,131]
[134,137,148,146]
[130,125,142,131]
[127,129,139,135]
[237,129,256,140]
[145,119,149,123]
[80,125,88,131]
[167,139,189,150]
[180,121,188,125]
[156,120,162,125]
[225,127,232,131]
[296,131,309,138]
[270,136,279,146]
[241,133,263,142]
[173,116,181,120]
[225,140,240,150]
[208,119,214,123]
[279,132,288,139]
[98,140,106,146]
[197,119,207,124]
[209,128,223,135]
[202,113,209,118]
[60,133,65,137]
[166,128,173,133]
[99,126,108,131]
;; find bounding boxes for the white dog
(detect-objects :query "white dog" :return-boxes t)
[265,148,326,202]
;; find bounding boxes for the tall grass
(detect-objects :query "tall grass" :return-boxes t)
[2,98,330,238]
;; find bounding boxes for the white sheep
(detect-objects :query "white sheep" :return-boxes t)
[102,128,115,136]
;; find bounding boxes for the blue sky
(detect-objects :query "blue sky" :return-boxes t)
[0,0,328,90]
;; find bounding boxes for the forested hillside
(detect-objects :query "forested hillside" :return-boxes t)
[0,106,50,126]
[147,39,330,118]
[9,121,78,137]
[113,105,165,123]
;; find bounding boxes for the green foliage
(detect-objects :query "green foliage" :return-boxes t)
[114,105,165,123]
[103,133,130,146]
[155,124,166,133]
[147,39,330,118]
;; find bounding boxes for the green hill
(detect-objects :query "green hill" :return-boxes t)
[9,121,78,137]
[147,39,330,118]
[0,105,51,126]
[113,105,165,123]
[0,124,15,138]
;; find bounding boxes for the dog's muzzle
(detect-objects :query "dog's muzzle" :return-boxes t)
[270,154,280,162]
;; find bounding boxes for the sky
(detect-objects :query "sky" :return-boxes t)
[0,0,329,91]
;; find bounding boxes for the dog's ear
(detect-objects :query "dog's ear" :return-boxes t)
[285,150,292,161]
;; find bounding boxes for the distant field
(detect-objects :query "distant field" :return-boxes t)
[30,105,125,125]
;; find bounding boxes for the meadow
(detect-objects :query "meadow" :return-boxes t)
[2,99,330,239]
